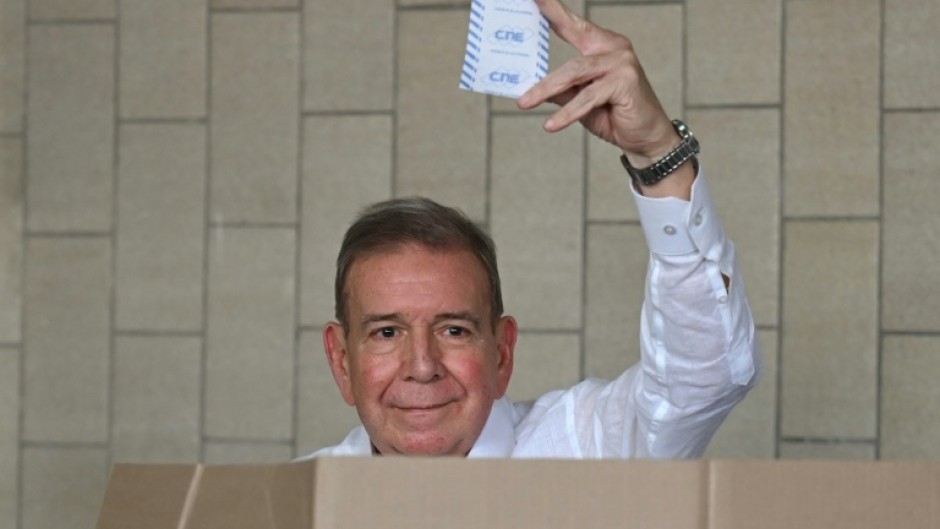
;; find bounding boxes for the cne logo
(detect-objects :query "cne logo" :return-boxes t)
[486,69,528,87]
[491,26,533,45]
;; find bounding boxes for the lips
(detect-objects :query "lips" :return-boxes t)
[393,400,454,411]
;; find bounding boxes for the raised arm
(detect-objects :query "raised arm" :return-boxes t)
[513,0,759,458]
[518,0,695,200]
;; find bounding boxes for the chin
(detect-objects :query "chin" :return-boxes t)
[389,434,468,456]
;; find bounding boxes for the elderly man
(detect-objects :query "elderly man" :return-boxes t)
[299,0,759,459]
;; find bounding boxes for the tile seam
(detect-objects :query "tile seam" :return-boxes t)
[209,7,299,15]
[301,110,393,117]
[517,328,582,335]
[489,109,552,116]
[487,112,548,119]
[686,103,782,111]
[875,0,886,461]
[882,330,940,337]
[202,437,294,444]
[391,6,400,198]
[25,231,112,238]
[199,1,213,464]
[292,2,305,460]
[118,117,208,124]
[586,219,642,226]
[780,437,877,444]
[27,18,115,26]
[578,126,588,382]
[18,7,30,527]
[484,92,493,236]
[883,107,940,113]
[106,4,119,476]
[208,222,299,229]
[774,0,788,460]
[783,216,881,222]
[113,330,204,338]
[579,2,595,383]
[20,441,109,449]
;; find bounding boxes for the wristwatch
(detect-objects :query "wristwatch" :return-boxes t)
[620,119,700,186]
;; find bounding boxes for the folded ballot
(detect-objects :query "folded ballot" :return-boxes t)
[459,0,550,99]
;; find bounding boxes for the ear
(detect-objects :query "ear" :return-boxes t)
[493,315,517,398]
[323,322,356,406]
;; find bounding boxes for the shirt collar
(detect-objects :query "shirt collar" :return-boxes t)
[467,396,517,458]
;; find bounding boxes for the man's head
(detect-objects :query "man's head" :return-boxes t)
[323,197,517,456]
[333,197,504,328]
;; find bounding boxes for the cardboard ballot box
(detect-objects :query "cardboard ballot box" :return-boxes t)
[96,457,939,529]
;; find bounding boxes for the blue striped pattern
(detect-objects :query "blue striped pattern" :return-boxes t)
[536,15,550,80]
[461,0,487,90]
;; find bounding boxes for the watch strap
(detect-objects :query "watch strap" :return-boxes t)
[620,119,700,186]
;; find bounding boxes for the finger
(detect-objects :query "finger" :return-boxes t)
[546,86,579,107]
[543,82,609,132]
[518,54,605,109]
[534,0,629,55]
[533,0,580,42]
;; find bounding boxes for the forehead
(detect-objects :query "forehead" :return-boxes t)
[346,244,490,311]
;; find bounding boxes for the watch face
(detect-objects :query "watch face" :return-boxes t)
[673,119,689,137]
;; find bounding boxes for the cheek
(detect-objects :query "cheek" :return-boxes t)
[447,351,500,397]
[349,354,399,402]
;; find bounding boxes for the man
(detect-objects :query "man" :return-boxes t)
[299,0,759,459]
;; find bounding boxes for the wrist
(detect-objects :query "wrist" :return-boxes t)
[622,140,680,170]
[622,118,681,167]
[620,119,699,200]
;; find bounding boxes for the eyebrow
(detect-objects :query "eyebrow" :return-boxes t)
[358,311,482,331]
[434,311,482,330]
[359,313,406,330]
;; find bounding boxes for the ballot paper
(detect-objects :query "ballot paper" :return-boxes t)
[459,0,550,99]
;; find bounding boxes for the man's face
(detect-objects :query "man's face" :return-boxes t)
[323,244,516,456]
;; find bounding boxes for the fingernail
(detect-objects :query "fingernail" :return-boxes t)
[544,118,555,130]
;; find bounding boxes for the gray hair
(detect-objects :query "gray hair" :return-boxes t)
[335,197,503,330]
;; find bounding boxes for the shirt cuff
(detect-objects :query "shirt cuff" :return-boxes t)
[630,167,726,260]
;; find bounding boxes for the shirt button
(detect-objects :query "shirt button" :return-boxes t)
[663,225,677,235]
[718,295,729,304]
[694,213,703,226]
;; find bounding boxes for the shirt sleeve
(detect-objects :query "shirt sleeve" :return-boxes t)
[509,167,760,459]
[623,168,760,458]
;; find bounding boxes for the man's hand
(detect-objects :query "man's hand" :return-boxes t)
[518,0,694,198]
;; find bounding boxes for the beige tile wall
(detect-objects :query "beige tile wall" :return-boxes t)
[3,0,939,526]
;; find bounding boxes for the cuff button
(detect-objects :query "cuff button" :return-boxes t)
[663,225,677,235]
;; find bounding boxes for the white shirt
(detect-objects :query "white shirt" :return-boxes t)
[299,170,760,460]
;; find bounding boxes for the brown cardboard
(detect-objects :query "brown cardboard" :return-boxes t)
[709,460,940,529]
[96,458,940,529]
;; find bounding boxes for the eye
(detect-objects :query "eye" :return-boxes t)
[444,326,468,337]
[374,327,398,339]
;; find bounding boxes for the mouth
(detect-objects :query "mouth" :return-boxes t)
[393,400,456,412]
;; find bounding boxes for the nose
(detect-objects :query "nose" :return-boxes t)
[402,329,445,383]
